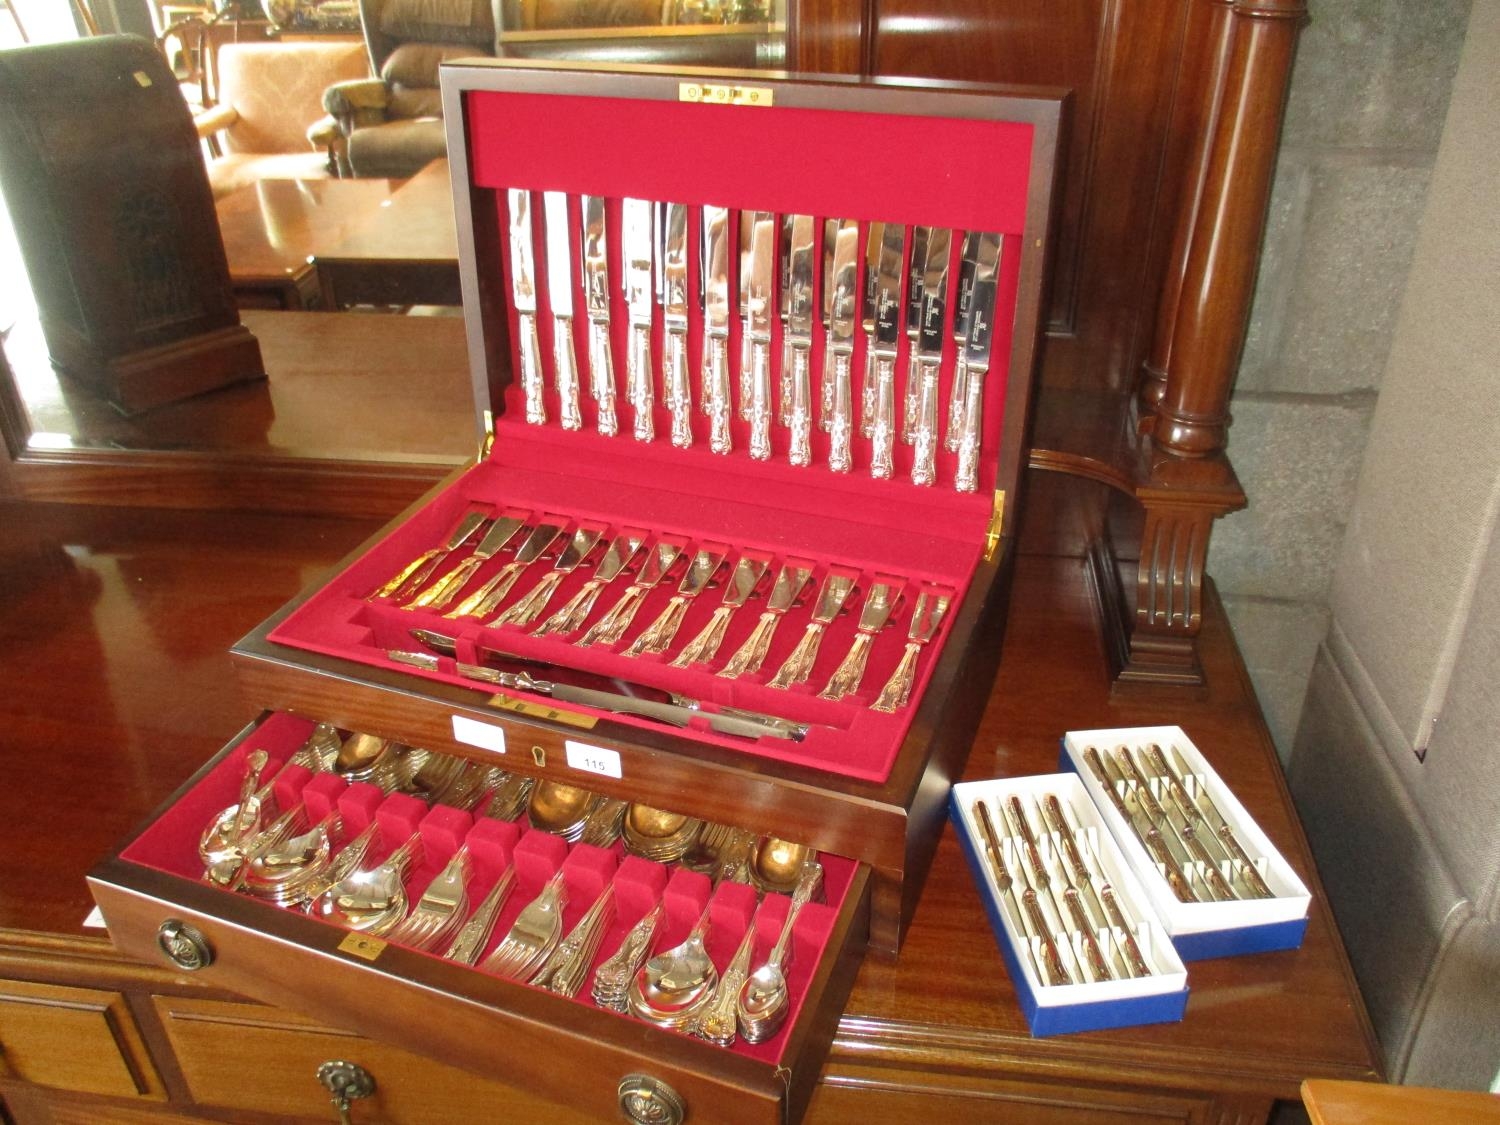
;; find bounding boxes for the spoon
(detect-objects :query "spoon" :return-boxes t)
[737,861,823,1043]
[198,749,269,862]
[307,832,423,934]
[627,903,717,1028]
[202,806,302,888]
[749,836,815,895]
[239,813,341,901]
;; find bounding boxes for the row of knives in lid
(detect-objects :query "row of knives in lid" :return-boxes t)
[505,190,1004,492]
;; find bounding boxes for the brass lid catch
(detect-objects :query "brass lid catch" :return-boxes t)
[985,490,1006,561]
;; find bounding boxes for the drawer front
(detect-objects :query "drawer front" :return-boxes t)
[155,995,598,1124]
[0,979,163,1101]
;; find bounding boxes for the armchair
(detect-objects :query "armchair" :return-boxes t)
[323,0,496,179]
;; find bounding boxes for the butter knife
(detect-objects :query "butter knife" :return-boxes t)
[1044,795,1153,978]
[444,519,565,622]
[660,202,693,447]
[1091,748,1200,904]
[783,214,818,467]
[622,198,655,442]
[701,204,733,451]
[532,527,647,638]
[581,195,617,436]
[577,539,685,648]
[910,227,952,486]
[818,576,901,701]
[622,541,728,657]
[542,191,582,430]
[507,189,545,425]
[745,211,777,461]
[868,224,905,479]
[870,586,951,712]
[767,570,857,690]
[404,511,528,611]
[955,232,1003,492]
[671,553,769,668]
[490,525,605,628]
[718,559,813,679]
[822,219,861,472]
[901,224,930,446]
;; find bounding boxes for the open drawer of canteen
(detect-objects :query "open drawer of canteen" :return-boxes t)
[90,711,869,1125]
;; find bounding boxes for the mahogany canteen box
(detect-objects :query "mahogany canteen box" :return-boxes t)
[89,61,1066,1125]
[228,60,1066,956]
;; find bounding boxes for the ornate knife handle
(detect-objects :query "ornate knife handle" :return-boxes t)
[1141,822,1200,904]
[718,611,779,679]
[910,360,942,487]
[779,339,795,427]
[370,548,440,601]
[827,352,854,474]
[738,327,754,421]
[589,320,618,437]
[871,640,920,713]
[492,571,564,628]
[533,577,603,637]
[954,364,986,493]
[819,335,837,432]
[1099,883,1152,978]
[767,622,825,690]
[901,352,921,445]
[672,605,733,668]
[577,584,648,648]
[817,631,873,701]
[705,335,732,454]
[869,355,897,480]
[1064,888,1115,982]
[519,311,547,425]
[1022,888,1073,987]
[748,337,773,461]
[666,329,692,448]
[407,554,483,611]
[554,317,582,431]
[628,322,654,443]
[787,346,813,468]
[444,562,523,621]
[945,357,969,453]
[623,594,690,658]
[859,350,877,438]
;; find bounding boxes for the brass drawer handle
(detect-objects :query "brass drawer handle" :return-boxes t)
[618,1073,686,1125]
[156,919,213,971]
[317,1060,376,1124]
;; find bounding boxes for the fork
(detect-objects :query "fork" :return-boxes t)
[481,870,568,980]
[387,846,472,952]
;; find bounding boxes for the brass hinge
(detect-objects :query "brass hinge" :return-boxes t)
[479,409,495,462]
[985,490,1006,561]
[679,82,774,107]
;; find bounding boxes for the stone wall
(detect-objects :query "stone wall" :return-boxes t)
[1208,0,1472,759]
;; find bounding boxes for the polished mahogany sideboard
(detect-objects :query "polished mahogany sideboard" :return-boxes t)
[0,497,1379,1123]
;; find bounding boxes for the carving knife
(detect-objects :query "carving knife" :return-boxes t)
[911,227,952,486]
[507,189,545,425]
[581,195,617,436]
[946,232,981,452]
[868,224,906,479]
[901,225,931,446]
[701,205,733,450]
[542,191,582,431]
[822,218,861,472]
[660,202,693,447]
[621,198,656,442]
[783,214,817,467]
[954,232,1003,492]
[744,211,777,461]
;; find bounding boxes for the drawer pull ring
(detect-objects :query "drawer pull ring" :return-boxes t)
[316,1060,376,1124]
[156,919,213,971]
[618,1073,686,1124]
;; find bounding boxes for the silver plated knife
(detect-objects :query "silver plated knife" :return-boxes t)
[910,227,952,486]
[621,198,655,442]
[671,553,770,668]
[577,538,686,648]
[623,541,727,657]
[955,232,1002,492]
[858,222,884,438]
[818,576,902,701]
[542,191,582,430]
[660,202,693,447]
[717,558,814,679]
[701,205,733,450]
[901,225,931,446]
[532,527,647,637]
[444,519,566,622]
[738,210,755,420]
[868,224,906,479]
[404,511,528,611]
[507,189,545,425]
[490,525,605,628]
[744,211,777,461]
[946,232,981,452]
[581,195,617,436]
[784,214,817,467]
[778,212,796,426]
[822,219,861,472]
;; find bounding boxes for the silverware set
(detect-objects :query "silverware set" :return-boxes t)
[971,792,1159,988]
[1082,744,1275,903]
[506,191,1005,492]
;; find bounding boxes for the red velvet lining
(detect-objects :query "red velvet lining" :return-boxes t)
[122,717,856,1064]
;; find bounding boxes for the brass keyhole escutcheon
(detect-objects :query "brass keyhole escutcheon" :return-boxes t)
[617,1073,686,1124]
[156,919,213,971]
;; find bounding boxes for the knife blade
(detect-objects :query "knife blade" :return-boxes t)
[660,202,693,448]
[946,231,981,452]
[621,198,656,442]
[581,195,617,436]
[701,204,733,451]
[858,221,884,438]
[868,223,906,479]
[670,553,771,669]
[821,219,861,472]
[911,227,952,486]
[901,225,930,446]
[784,214,817,467]
[542,191,582,430]
[955,231,1002,492]
[745,210,777,461]
[507,189,546,425]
